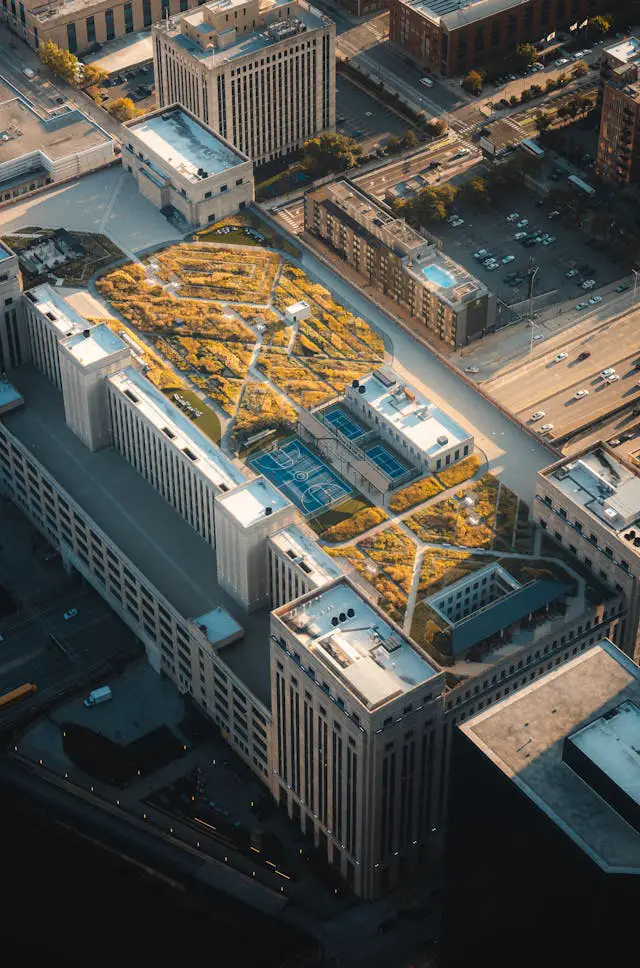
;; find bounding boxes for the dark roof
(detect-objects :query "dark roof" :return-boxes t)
[451,580,569,655]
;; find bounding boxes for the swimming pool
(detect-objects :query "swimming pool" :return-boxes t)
[421,264,456,289]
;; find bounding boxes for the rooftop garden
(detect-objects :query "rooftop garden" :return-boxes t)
[3,228,124,288]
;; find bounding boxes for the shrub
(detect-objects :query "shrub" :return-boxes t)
[389,475,444,513]
[437,454,480,489]
[321,507,387,542]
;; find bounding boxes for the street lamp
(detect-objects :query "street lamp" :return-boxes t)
[529,265,540,360]
[633,267,640,304]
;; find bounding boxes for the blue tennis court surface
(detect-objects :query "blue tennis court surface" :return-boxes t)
[251,438,352,514]
[365,443,409,480]
[323,405,365,442]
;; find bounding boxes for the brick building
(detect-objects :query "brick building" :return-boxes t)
[597,37,640,186]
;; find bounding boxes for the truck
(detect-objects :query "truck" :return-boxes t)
[83,685,112,707]
[0,683,37,708]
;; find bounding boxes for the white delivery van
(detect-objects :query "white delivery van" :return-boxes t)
[84,686,113,707]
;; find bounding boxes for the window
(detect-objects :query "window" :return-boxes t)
[86,14,96,43]
[66,21,77,52]
[124,2,134,32]
[142,0,151,26]
[105,8,115,40]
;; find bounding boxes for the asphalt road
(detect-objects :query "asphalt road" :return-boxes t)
[354,136,480,200]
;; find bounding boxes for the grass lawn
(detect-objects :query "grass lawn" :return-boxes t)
[163,386,222,443]
[308,495,373,535]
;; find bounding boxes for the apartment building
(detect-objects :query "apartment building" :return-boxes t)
[152,0,336,164]
[0,81,115,204]
[270,577,447,898]
[0,241,27,375]
[534,444,640,661]
[389,0,589,77]
[108,367,246,546]
[444,640,640,966]
[1,0,202,55]
[597,37,640,186]
[123,106,254,229]
[267,524,342,607]
[305,180,494,348]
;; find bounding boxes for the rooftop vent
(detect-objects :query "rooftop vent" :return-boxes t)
[265,506,273,516]
[124,389,139,404]
[45,311,57,322]
[83,329,91,338]
[347,607,355,618]
[358,385,366,395]
[331,616,339,627]
[351,379,359,388]
[162,426,176,440]
[437,435,449,446]
[183,447,198,462]
[339,612,347,622]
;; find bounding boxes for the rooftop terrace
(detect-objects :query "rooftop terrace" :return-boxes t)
[546,446,640,545]
[127,108,245,182]
[109,367,246,494]
[278,578,440,709]
[354,370,473,459]
[604,36,640,65]
[0,366,272,707]
[460,640,640,872]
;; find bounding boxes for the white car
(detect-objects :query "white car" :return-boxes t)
[539,424,554,434]
[531,410,546,421]
[502,254,515,264]
[606,374,620,384]
[556,57,569,66]
[574,389,589,399]
[506,213,519,222]
[474,249,491,259]
[533,334,544,342]
[64,608,78,620]
[486,263,500,271]
[420,77,433,87]
[446,215,458,224]
[514,231,528,241]
[549,210,560,219]
[554,352,568,362]
[465,366,480,374]
[600,368,616,379]
[22,67,36,79]
[566,268,579,278]
[516,219,529,228]
[450,217,464,227]
[582,279,596,290]
[542,236,556,246]
[588,295,602,305]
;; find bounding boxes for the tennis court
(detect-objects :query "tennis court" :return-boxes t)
[250,437,352,514]
[365,443,409,480]
[323,405,366,442]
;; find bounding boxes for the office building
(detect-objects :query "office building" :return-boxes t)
[443,640,640,967]
[215,476,298,611]
[1,0,203,55]
[597,37,640,186]
[23,283,91,390]
[152,0,336,164]
[534,444,640,661]
[0,81,115,203]
[123,106,254,229]
[108,367,247,546]
[267,524,342,607]
[0,240,27,375]
[389,0,589,77]
[270,577,446,898]
[305,180,494,348]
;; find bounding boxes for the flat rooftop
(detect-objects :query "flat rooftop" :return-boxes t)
[403,0,530,30]
[269,525,342,587]
[0,85,112,164]
[460,640,640,873]
[109,367,246,494]
[604,36,640,64]
[0,242,14,262]
[545,446,640,547]
[278,578,440,709]
[127,108,244,182]
[62,324,128,367]
[327,181,426,255]
[26,284,88,340]
[217,476,291,528]
[569,699,640,811]
[160,0,327,67]
[1,366,272,707]
[357,369,473,459]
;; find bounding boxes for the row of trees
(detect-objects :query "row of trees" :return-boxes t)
[38,40,140,121]
[301,121,447,177]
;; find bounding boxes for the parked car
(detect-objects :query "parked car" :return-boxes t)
[542,236,556,245]
[516,219,529,228]
[514,232,528,241]
[554,352,568,362]
[465,366,480,373]
[576,351,591,361]
[609,438,622,447]
[539,423,554,433]
[582,279,596,290]
[566,268,579,278]
[533,334,544,341]
[64,608,78,620]
[474,248,491,259]
[601,368,616,378]
[616,283,629,293]
[420,77,433,87]
[574,389,589,399]
[588,295,602,305]
[502,254,515,264]
[499,98,510,107]
[575,302,588,310]
[427,160,442,169]
[450,217,464,227]
[531,410,546,421]
[506,212,519,222]
[606,374,621,384]
[548,210,560,219]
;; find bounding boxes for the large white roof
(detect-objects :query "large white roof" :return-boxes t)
[217,476,291,528]
[27,284,87,340]
[62,324,128,367]
[128,108,244,182]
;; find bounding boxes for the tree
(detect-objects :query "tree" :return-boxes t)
[83,63,108,87]
[108,97,139,122]
[535,111,551,132]
[407,184,458,224]
[38,40,79,85]
[426,118,448,138]
[545,78,557,93]
[572,60,588,77]
[515,43,538,67]
[509,95,519,106]
[461,70,483,95]
[588,15,610,38]
[302,132,360,175]
[520,88,533,103]
[459,176,489,207]
[401,129,418,149]
[529,84,543,98]
[386,135,402,154]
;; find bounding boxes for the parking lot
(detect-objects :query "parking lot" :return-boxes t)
[336,75,413,153]
[96,64,156,114]
[0,497,141,725]
[438,191,622,309]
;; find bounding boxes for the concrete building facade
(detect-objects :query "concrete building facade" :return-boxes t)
[267,523,342,607]
[123,106,254,228]
[0,241,27,375]
[597,37,640,186]
[389,0,589,78]
[305,180,494,348]
[1,0,202,55]
[152,0,336,164]
[24,283,89,390]
[270,577,446,898]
